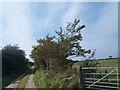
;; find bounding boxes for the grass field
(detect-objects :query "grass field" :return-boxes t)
[72,58,119,70]
[72,58,120,84]
[96,58,119,67]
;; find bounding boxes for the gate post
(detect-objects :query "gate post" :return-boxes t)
[79,66,85,90]
[117,67,119,90]
[105,70,108,82]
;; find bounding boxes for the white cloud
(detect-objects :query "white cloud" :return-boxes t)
[43,3,64,26]
[2,3,34,61]
[61,3,84,27]
[81,3,118,59]
[30,3,67,36]
[2,2,118,61]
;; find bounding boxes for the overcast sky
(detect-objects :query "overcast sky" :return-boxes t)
[1,2,118,61]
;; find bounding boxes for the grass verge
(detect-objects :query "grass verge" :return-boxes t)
[16,74,30,89]
[34,69,46,88]
[16,68,32,89]
[34,69,79,88]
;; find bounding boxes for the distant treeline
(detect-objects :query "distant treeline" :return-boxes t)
[1,44,30,76]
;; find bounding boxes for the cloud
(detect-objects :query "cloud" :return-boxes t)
[2,3,34,60]
[2,2,118,61]
[43,3,65,26]
[29,3,68,38]
[61,3,84,27]
[2,2,66,60]
[81,3,118,59]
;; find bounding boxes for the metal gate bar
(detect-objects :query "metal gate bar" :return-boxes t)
[81,67,120,90]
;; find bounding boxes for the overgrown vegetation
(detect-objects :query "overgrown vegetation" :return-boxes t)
[30,19,95,71]
[1,45,31,87]
[31,19,99,88]
[34,69,79,88]
[1,45,29,76]
[72,58,119,70]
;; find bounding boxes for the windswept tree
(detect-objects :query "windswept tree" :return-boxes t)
[31,19,93,72]
[55,19,91,59]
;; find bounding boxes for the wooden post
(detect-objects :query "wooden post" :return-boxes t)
[117,67,119,90]
[105,70,108,82]
[99,71,101,80]
[79,66,85,89]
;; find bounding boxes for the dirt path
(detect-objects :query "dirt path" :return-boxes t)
[5,68,37,89]
[6,80,20,88]
[6,79,20,89]
[24,70,37,89]
[6,73,25,89]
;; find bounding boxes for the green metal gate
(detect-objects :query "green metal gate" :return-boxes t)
[81,67,120,90]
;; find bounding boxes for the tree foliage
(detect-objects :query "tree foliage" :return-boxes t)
[1,44,29,76]
[55,19,91,58]
[31,19,92,72]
